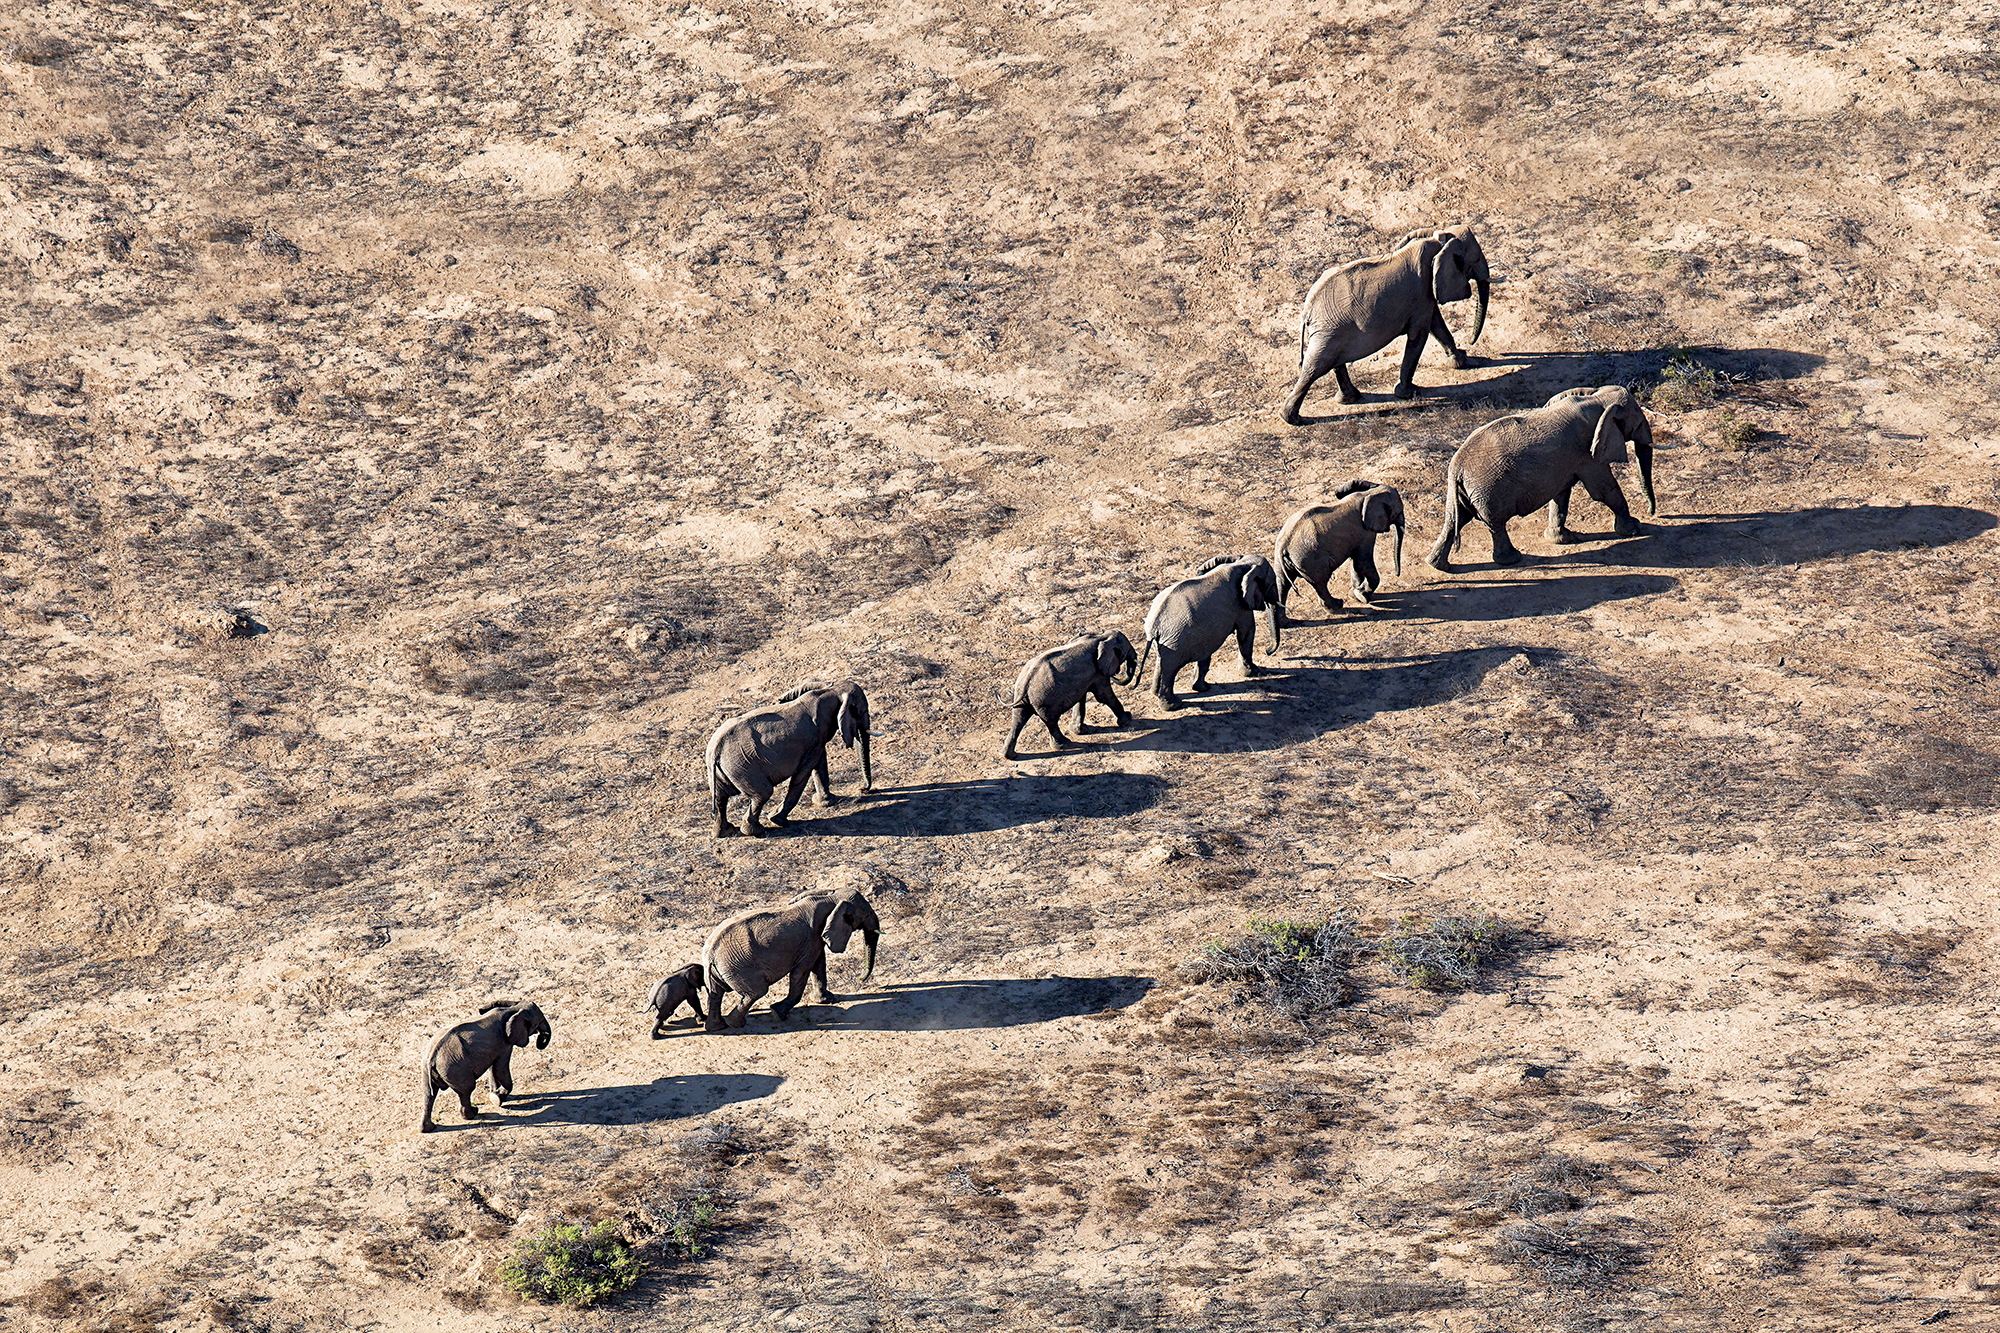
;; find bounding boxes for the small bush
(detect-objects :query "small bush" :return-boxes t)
[1714,408,1757,447]
[1492,1221,1641,1286]
[1194,915,1364,1019]
[1643,354,1736,413]
[1384,911,1509,992]
[499,1220,641,1308]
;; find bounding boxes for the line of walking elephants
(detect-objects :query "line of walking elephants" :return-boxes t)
[420,223,1662,1131]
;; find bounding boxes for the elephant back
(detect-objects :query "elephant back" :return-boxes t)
[1012,639,1089,706]
[1147,570,1239,656]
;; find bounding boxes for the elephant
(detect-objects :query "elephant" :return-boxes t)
[645,964,706,1037]
[1282,224,1492,424]
[707,680,872,837]
[1139,555,1282,710]
[702,887,881,1030]
[1003,631,1139,759]
[1273,479,1407,619]
[1426,385,1656,571]
[419,999,552,1132]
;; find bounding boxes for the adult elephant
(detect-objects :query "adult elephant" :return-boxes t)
[1139,555,1282,710]
[1282,224,1491,424]
[419,999,552,1132]
[1426,385,1656,571]
[707,680,871,837]
[702,887,881,1030]
[1273,479,1406,618]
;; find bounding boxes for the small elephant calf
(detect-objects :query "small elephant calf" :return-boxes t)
[419,998,552,1133]
[645,963,707,1037]
[1003,631,1139,759]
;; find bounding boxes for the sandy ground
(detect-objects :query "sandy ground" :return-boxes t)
[2,0,1999,1328]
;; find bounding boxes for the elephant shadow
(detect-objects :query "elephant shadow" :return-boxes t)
[783,771,1169,837]
[1301,345,1826,417]
[443,1073,785,1129]
[1547,503,1998,569]
[1110,644,1558,755]
[1278,572,1678,624]
[671,976,1154,1034]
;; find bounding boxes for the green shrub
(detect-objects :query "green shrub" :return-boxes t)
[1194,914,1365,1019]
[1384,910,1509,991]
[499,1220,641,1308]
[1643,354,1734,413]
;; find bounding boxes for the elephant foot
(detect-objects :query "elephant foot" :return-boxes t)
[1451,350,1472,370]
[1546,529,1576,545]
[420,1123,437,1133]
[1002,749,1018,761]
[1336,389,1362,406]
[715,824,736,838]
[463,1106,481,1119]
[1190,681,1211,694]
[1241,663,1263,676]
[819,792,842,807]
[1615,521,1644,538]
[1425,556,1453,573]
[743,822,764,838]
[1493,550,1523,567]
[817,991,838,1004]
[1111,714,1132,728]
[1161,697,1187,711]
[1392,382,1418,401]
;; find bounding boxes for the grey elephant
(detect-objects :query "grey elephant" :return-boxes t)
[645,964,706,1037]
[707,680,872,837]
[702,887,881,1030]
[1139,555,1282,710]
[1426,385,1656,571]
[1003,631,1139,759]
[419,999,552,1133]
[1274,479,1407,619]
[1282,224,1492,424]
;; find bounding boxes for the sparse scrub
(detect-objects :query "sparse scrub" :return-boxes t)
[1642,354,1736,413]
[498,1220,641,1308]
[1492,1221,1642,1286]
[1383,910,1509,992]
[1480,1155,1601,1218]
[1191,915,1364,1019]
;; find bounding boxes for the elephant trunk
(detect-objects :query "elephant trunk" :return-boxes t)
[1392,520,1405,578]
[1114,654,1137,687]
[1470,278,1489,347]
[861,929,879,983]
[1636,442,1657,516]
[1266,602,1280,654]
[858,729,873,792]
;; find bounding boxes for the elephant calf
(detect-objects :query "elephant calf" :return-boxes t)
[1274,479,1406,619]
[703,887,880,1030]
[1141,555,1282,710]
[1283,224,1491,423]
[1427,385,1656,571]
[1003,631,1139,759]
[645,964,706,1037]
[420,999,552,1133]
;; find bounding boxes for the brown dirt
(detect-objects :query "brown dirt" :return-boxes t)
[2,0,1998,1328]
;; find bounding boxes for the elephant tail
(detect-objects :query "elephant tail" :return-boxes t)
[1441,455,1466,558]
[704,722,726,802]
[419,1035,443,1133]
[1134,634,1155,694]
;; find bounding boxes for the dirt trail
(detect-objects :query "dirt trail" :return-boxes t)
[2,0,1998,1328]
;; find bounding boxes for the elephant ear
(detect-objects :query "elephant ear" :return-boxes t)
[1238,566,1268,611]
[1359,488,1397,534]
[684,963,705,987]
[505,1006,534,1046]
[1590,398,1630,463]
[1332,476,1376,499]
[819,895,856,954]
[837,685,867,748]
[1095,636,1121,680]
[1432,233,1473,306]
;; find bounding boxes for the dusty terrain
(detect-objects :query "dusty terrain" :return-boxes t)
[2,0,1999,1327]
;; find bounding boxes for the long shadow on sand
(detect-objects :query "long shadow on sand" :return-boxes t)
[1287,346,1826,422]
[1108,645,1555,756]
[1278,572,1678,627]
[790,771,1168,837]
[1414,505,1995,575]
[660,976,1152,1036]
[428,1073,785,1130]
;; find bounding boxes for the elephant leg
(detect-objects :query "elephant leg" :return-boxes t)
[713,778,737,838]
[451,1077,479,1120]
[813,951,835,1003]
[1154,648,1187,710]
[1235,622,1261,675]
[771,963,813,1020]
[1002,704,1033,760]
[1489,516,1522,566]
[1545,484,1577,544]
[1073,697,1089,734]
[1283,329,1339,423]
[726,983,765,1029]
[1349,549,1380,606]
[1331,362,1363,405]
[1393,326,1430,400]
[1191,655,1213,692]
[734,770,775,836]
[1039,706,1073,749]
[1581,466,1641,536]
[769,764,815,827]
[1089,679,1131,727]
[1310,572,1344,614]
[1430,307,1468,369]
[1425,493,1476,571]
[703,982,731,1031]
[490,1050,514,1102]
